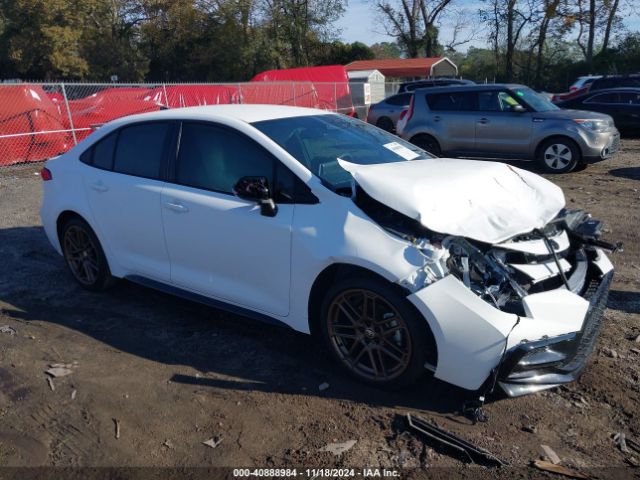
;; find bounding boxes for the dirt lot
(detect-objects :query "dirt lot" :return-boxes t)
[0,141,639,477]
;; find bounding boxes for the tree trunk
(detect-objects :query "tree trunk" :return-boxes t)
[602,0,620,52]
[505,0,516,82]
[586,0,596,69]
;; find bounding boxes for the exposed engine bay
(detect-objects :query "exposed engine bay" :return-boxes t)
[354,187,622,314]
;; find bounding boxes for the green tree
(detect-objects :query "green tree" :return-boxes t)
[370,41,402,58]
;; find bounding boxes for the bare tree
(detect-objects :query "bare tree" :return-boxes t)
[442,8,480,52]
[377,0,453,57]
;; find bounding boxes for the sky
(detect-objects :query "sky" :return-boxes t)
[336,0,640,52]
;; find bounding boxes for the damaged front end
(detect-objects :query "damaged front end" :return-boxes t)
[355,188,620,396]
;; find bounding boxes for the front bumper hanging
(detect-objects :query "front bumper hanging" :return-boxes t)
[498,270,613,397]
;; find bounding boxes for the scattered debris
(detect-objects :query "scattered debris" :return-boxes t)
[319,440,357,456]
[614,433,630,454]
[50,362,77,368]
[406,414,506,467]
[71,389,77,400]
[602,348,618,358]
[46,367,73,377]
[540,444,561,464]
[0,325,16,335]
[318,382,330,391]
[531,460,589,479]
[113,418,120,439]
[522,425,537,434]
[162,439,174,449]
[631,348,640,355]
[46,377,55,391]
[202,437,223,449]
[634,334,640,343]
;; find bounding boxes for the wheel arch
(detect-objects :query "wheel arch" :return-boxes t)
[307,262,438,367]
[56,210,88,251]
[534,134,582,161]
[55,210,119,276]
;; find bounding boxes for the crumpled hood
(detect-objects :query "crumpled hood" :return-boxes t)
[339,158,566,244]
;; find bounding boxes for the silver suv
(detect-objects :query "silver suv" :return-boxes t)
[401,84,620,173]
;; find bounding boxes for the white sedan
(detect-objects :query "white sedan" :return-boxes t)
[40,105,615,396]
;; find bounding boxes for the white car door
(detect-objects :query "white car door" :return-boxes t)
[161,122,295,316]
[82,121,174,282]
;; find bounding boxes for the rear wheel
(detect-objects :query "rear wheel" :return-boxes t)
[61,217,115,291]
[376,117,394,132]
[538,138,580,173]
[411,134,441,156]
[320,276,433,389]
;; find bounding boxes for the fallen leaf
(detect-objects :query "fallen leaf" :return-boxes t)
[46,367,72,378]
[532,460,590,479]
[202,437,222,449]
[320,440,357,456]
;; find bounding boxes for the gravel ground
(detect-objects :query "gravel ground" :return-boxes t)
[0,141,639,477]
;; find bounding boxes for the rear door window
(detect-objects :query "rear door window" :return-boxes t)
[113,122,172,179]
[427,92,476,111]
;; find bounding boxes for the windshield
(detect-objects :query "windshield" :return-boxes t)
[511,87,559,112]
[253,114,432,191]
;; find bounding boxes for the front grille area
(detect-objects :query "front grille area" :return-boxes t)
[559,270,612,372]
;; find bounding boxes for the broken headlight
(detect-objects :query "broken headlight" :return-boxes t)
[444,237,526,312]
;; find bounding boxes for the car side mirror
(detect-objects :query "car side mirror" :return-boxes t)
[233,176,278,217]
[512,104,526,113]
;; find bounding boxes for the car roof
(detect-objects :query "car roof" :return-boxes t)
[413,83,525,94]
[586,87,640,93]
[105,104,333,128]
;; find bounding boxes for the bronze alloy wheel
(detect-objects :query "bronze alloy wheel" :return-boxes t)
[63,225,100,286]
[327,288,412,382]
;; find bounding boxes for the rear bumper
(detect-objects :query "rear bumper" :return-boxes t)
[498,270,612,397]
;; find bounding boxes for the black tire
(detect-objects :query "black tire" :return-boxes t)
[411,134,441,156]
[319,276,434,389]
[61,217,115,291]
[537,137,581,173]
[376,117,394,132]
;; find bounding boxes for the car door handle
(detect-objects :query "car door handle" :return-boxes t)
[164,201,189,213]
[478,118,489,124]
[90,181,108,193]
[433,115,441,122]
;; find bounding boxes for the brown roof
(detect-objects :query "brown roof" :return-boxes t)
[345,57,453,78]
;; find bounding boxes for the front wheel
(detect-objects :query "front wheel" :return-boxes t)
[538,138,580,173]
[320,277,434,389]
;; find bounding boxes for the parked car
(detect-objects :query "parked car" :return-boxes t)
[401,84,620,173]
[556,88,640,135]
[569,75,601,92]
[397,78,475,93]
[41,105,616,397]
[366,92,413,131]
[590,74,640,91]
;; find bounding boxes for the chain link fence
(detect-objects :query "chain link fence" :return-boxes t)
[0,81,364,167]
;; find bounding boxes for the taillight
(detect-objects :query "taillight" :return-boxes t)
[399,110,408,120]
[406,95,415,123]
[40,167,52,181]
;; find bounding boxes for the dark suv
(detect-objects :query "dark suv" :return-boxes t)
[590,74,640,91]
[401,84,620,173]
